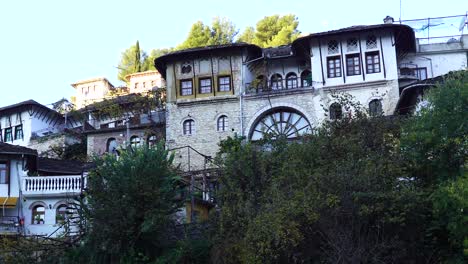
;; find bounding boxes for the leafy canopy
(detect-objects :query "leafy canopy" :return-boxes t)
[238,14,300,48]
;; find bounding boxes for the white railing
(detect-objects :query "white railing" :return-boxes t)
[23,175,85,197]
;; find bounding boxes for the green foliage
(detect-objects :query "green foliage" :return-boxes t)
[401,70,468,185]
[76,144,184,262]
[117,40,150,82]
[176,17,238,50]
[146,48,173,71]
[213,95,425,263]
[237,14,300,48]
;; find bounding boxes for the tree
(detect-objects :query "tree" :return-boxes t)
[144,48,173,71]
[177,17,238,50]
[237,14,300,48]
[212,94,426,263]
[117,40,149,82]
[74,144,184,262]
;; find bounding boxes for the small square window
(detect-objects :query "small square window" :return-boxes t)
[218,76,231,92]
[199,78,212,94]
[327,56,341,78]
[346,54,361,76]
[180,80,193,96]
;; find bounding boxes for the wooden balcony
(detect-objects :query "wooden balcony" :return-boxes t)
[245,77,313,96]
[23,175,86,198]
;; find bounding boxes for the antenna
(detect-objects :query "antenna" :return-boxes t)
[458,15,467,32]
[399,0,402,22]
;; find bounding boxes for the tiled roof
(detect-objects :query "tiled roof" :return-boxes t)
[37,157,85,175]
[0,142,37,156]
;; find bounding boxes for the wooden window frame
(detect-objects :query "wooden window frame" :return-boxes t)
[218,76,231,92]
[32,205,46,224]
[217,116,228,132]
[180,79,193,96]
[183,119,195,135]
[4,127,12,142]
[286,73,298,89]
[366,51,381,74]
[346,53,361,76]
[0,161,9,184]
[14,124,23,140]
[327,56,342,78]
[199,77,212,94]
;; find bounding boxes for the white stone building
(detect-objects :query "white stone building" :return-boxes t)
[0,143,84,237]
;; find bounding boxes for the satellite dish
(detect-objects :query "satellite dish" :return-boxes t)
[459,16,467,32]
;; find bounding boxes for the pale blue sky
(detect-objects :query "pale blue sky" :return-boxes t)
[0,0,465,108]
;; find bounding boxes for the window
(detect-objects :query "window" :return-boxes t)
[218,76,231,92]
[56,205,68,224]
[147,135,157,147]
[183,119,195,135]
[366,35,378,49]
[181,62,192,74]
[327,56,341,78]
[4,128,12,142]
[14,125,23,140]
[199,78,212,94]
[130,136,141,148]
[32,205,45,224]
[134,82,139,89]
[217,115,228,132]
[347,38,358,52]
[250,108,312,141]
[256,75,266,89]
[366,51,380,74]
[330,103,343,120]
[270,74,283,90]
[180,79,193,96]
[328,40,339,54]
[106,138,118,154]
[301,70,312,87]
[369,99,383,117]
[346,54,361,76]
[0,162,8,184]
[286,72,298,89]
[416,68,427,80]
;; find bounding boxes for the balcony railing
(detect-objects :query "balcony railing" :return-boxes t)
[23,175,86,197]
[0,216,21,235]
[245,77,313,95]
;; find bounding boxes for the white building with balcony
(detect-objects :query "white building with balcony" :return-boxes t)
[0,142,85,237]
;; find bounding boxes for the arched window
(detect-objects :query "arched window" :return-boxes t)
[329,103,343,120]
[32,205,45,224]
[217,115,228,132]
[270,74,283,90]
[250,108,312,141]
[106,138,118,154]
[147,135,157,147]
[286,72,298,89]
[301,70,312,87]
[56,204,68,224]
[130,136,141,148]
[369,99,383,117]
[183,119,195,135]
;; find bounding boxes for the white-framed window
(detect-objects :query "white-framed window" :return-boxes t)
[217,115,228,132]
[183,119,195,135]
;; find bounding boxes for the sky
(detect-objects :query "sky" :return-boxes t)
[0,0,465,108]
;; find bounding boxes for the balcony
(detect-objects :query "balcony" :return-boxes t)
[23,175,86,197]
[0,216,21,235]
[245,77,313,96]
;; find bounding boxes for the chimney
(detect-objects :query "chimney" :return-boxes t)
[383,16,394,24]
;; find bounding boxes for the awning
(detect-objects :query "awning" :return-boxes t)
[0,197,18,208]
